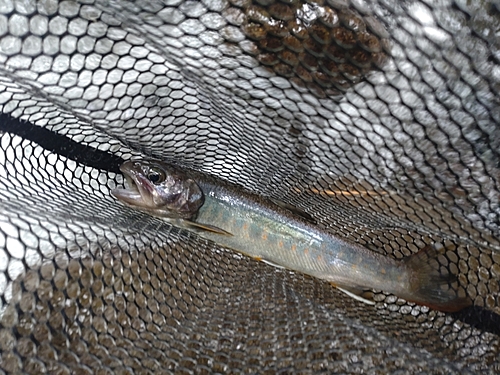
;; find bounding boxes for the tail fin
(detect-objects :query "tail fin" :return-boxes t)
[402,244,472,312]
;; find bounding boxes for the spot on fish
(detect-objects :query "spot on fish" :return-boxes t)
[304,248,309,255]
[262,232,268,240]
[291,244,297,252]
[278,240,284,248]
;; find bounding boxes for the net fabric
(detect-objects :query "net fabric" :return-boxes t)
[0,0,499,373]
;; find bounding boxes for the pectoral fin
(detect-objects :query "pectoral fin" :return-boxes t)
[331,283,376,306]
[185,220,233,236]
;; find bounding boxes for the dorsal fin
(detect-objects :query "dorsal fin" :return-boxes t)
[270,198,317,224]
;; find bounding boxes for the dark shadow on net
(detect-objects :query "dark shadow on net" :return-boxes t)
[0,113,124,173]
[452,305,500,336]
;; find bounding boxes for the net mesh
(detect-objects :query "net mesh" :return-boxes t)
[0,0,499,373]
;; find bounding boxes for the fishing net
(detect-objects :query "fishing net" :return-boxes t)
[0,0,499,373]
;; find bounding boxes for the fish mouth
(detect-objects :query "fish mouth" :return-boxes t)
[111,162,155,208]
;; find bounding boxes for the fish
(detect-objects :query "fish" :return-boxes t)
[112,159,472,312]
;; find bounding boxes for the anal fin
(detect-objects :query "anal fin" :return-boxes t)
[257,257,285,269]
[331,283,376,306]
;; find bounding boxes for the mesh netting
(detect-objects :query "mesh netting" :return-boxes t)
[0,0,499,373]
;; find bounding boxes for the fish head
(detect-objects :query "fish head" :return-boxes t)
[112,159,204,219]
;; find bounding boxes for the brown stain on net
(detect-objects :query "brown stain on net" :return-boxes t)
[236,0,388,97]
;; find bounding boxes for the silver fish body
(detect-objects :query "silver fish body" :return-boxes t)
[112,159,471,312]
[195,179,405,292]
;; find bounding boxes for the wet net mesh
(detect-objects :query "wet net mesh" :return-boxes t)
[0,0,499,373]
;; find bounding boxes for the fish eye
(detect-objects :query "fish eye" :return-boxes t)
[147,167,166,184]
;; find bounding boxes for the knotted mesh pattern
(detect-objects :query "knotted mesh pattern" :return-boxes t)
[0,0,499,373]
